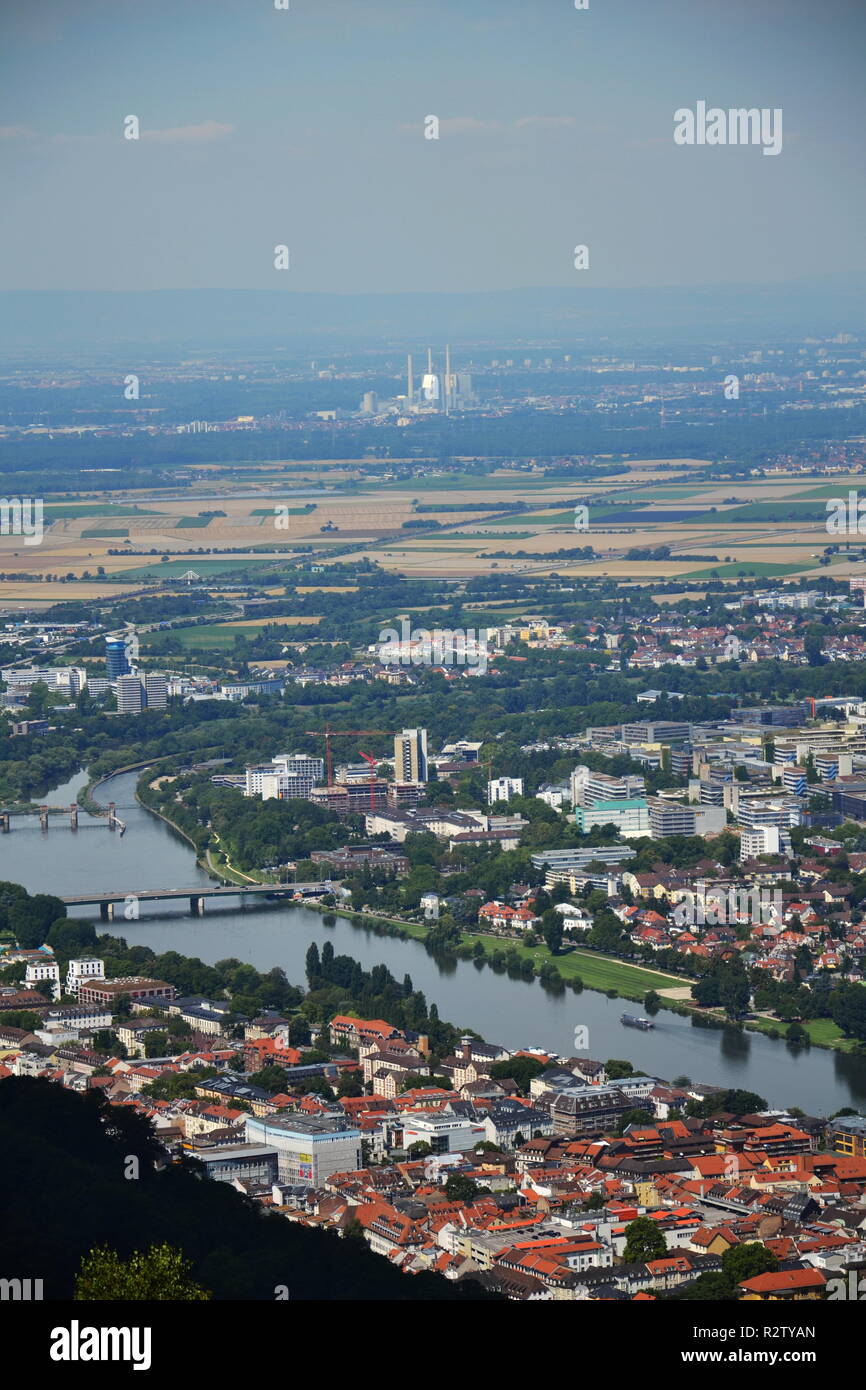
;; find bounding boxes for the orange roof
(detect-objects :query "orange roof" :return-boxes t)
[740,1268,825,1293]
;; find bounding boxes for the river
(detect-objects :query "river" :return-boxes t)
[5,768,866,1115]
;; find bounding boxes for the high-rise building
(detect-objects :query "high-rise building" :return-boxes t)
[105,638,129,679]
[116,673,167,715]
[116,675,145,714]
[394,727,428,784]
[144,673,168,710]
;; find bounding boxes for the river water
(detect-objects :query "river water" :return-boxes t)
[5,768,866,1114]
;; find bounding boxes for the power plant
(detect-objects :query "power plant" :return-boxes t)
[408,345,474,414]
[356,346,475,418]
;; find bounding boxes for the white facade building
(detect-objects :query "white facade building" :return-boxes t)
[488,776,524,805]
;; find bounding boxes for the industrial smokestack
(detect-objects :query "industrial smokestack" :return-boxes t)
[407,353,414,406]
[445,344,452,414]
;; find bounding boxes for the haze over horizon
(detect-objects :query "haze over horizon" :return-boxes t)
[1,0,865,298]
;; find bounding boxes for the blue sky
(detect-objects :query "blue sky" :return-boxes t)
[1,0,864,292]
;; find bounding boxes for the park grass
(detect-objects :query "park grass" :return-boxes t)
[381,916,676,999]
[743,1013,858,1053]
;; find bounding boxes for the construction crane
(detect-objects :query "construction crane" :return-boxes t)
[304,724,393,786]
[358,751,382,812]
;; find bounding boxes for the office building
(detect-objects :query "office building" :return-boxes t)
[399,1111,487,1154]
[244,1113,362,1185]
[116,672,168,715]
[574,798,650,839]
[576,768,646,809]
[621,720,691,744]
[245,754,325,801]
[194,1145,280,1187]
[116,674,145,714]
[395,727,428,783]
[1,666,86,696]
[738,797,803,831]
[144,673,167,710]
[105,637,130,679]
[530,846,637,872]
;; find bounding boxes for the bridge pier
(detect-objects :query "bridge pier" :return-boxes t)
[189,896,205,916]
[99,901,115,921]
[69,803,78,830]
[108,802,117,831]
[39,804,49,832]
[0,813,9,833]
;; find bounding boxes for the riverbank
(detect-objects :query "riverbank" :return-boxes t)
[128,789,862,1060]
[306,903,860,1056]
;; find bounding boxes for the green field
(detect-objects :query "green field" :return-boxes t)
[682,560,819,580]
[144,619,321,650]
[251,505,317,516]
[116,557,284,580]
[42,503,158,519]
[692,501,829,523]
[81,527,130,538]
[176,516,214,528]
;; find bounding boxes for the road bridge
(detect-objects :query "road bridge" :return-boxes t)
[59,882,334,919]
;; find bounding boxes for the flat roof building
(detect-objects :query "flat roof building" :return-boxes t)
[245,1112,362,1185]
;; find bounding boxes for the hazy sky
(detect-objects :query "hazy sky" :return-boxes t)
[1,0,864,293]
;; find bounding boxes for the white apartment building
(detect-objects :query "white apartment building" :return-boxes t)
[66,958,106,996]
[740,825,792,860]
[24,959,60,1000]
[488,776,524,805]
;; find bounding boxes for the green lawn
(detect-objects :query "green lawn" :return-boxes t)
[745,1014,858,1053]
[387,917,677,999]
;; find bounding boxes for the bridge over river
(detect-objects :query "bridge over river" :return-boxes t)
[60,882,335,919]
